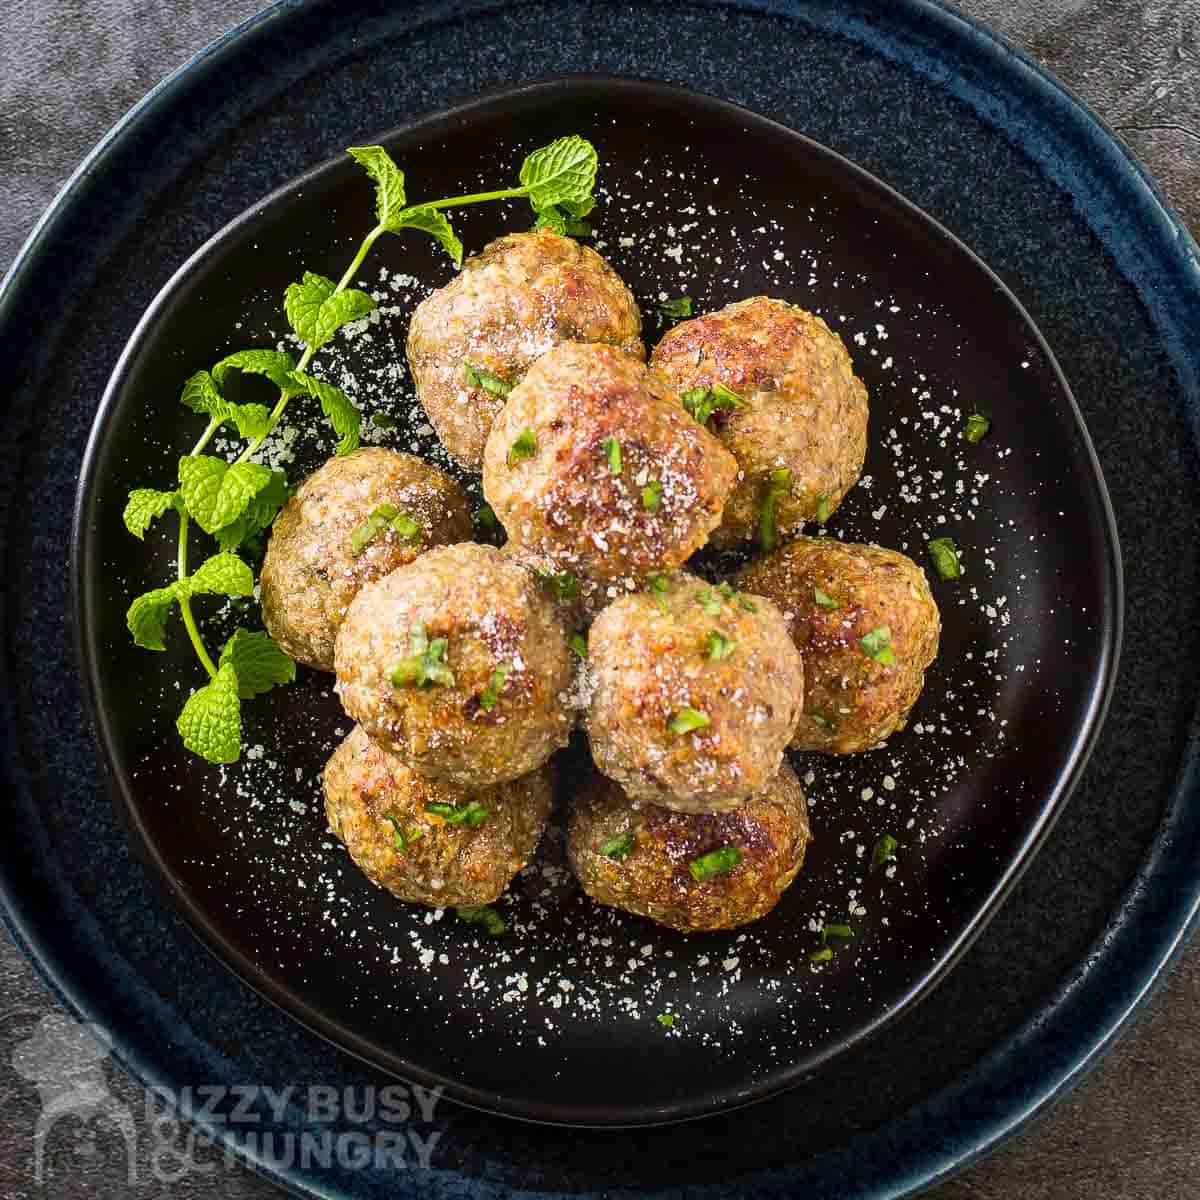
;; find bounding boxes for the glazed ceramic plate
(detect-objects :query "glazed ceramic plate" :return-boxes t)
[73,77,1118,1124]
[6,0,1199,1194]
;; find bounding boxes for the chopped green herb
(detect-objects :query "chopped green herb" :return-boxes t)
[758,466,793,552]
[656,1012,676,1028]
[814,588,839,609]
[600,831,634,860]
[349,502,397,555]
[860,625,897,666]
[601,435,622,474]
[464,362,513,397]
[479,664,510,711]
[871,834,899,871]
[689,845,742,881]
[507,427,537,466]
[473,503,498,530]
[349,502,422,556]
[719,581,757,612]
[696,587,722,616]
[808,711,837,731]
[641,479,663,512]
[385,814,423,854]
[669,706,711,736]
[426,800,490,827]
[392,513,420,541]
[810,946,833,963]
[537,569,579,601]
[927,536,961,580]
[647,572,671,612]
[963,413,991,443]
[389,623,456,688]
[680,382,743,425]
[658,296,693,324]
[569,632,588,658]
[456,905,506,935]
[822,923,855,941]
[706,630,735,661]
[371,411,399,429]
[815,493,832,524]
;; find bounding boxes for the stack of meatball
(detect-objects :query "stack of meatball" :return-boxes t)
[260,230,941,934]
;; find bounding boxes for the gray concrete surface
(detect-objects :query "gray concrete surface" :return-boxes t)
[3,1,1199,1196]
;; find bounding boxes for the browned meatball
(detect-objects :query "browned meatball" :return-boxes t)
[260,448,471,671]
[406,231,645,471]
[482,343,738,597]
[568,763,811,932]
[736,536,940,753]
[651,296,868,547]
[585,571,804,812]
[324,725,553,908]
[334,543,574,787]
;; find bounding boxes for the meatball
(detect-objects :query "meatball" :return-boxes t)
[407,230,645,470]
[651,296,868,547]
[482,343,738,596]
[736,536,940,753]
[334,542,574,787]
[260,448,471,671]
[568,763,811,932]
[585,571,804,811]
[324,725,553,908]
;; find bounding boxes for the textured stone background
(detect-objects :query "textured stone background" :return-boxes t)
[2,0,1199,1196]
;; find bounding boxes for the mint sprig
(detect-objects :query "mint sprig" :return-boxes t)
[123,134,600,764]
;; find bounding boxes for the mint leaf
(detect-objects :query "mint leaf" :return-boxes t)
[392,206,463,267]
[176,662,242,764]
[178,455,274,534]
[178,368,272,440]
[179,370,225,416]
[347,145,407,229]
[533,206,568,235]
[519,135,598,212]
[219,629,296,698]
[190,552,255,597]
[534,194,595,237]
[213,469,289,551]
[226,402,273,440]
[211,349,300,394]
[126,584,183,651]
[284,272,376,351]
[289,370,361,456]
[123,488,180,540]
[531,203,593,237]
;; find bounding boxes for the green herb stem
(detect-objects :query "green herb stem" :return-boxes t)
[175,415,226,679]
[420,186,528,211]
[176,511,217,679]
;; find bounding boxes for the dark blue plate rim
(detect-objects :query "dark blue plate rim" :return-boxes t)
[1,0,1197,1195]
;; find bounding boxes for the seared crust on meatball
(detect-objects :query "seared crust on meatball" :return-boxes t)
[260,448,472,671]
[736,536,940,753]
[407,231,645,470]
[585,571,804,811]
[651,296,868,547]
[568,763,811,932]
[324,725,553,908]
[483,343,738,593]
[334,543,574,787]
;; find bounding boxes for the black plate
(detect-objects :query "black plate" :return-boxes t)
[73,78,1119,1126]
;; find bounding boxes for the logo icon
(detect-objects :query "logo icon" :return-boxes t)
[10,1014,137,1184]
